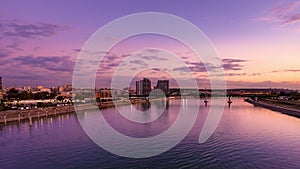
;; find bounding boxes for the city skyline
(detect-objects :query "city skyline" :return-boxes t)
[2,2,300,168]
[0,0,300,89]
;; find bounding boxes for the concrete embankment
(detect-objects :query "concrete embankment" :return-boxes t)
[0,103,116,124]
[0,106,75,124]
[0,98,169,125]
[245,98,300,118]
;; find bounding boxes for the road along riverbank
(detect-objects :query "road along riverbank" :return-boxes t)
[245,98,300,118]
[0,98,171,125]
[0,106,75,125]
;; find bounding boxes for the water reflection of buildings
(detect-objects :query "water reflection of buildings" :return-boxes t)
[133,99,170,112]
[134,101,151,111]
[153,99,169,110]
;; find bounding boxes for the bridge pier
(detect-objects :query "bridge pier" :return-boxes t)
[18,112,21,123]
[28,112,32,126]
[4,113,7,125]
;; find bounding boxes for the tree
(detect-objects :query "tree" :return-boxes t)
[34,92,49,100]
[19,91,32,100]
[7,88,19,100]
[56,96,64,102]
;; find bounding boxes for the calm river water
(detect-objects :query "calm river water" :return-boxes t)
[1,98,300,168]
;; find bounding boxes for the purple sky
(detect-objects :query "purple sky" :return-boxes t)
[0,0,300,89]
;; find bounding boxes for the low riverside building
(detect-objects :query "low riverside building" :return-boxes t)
[96,88,112,98]
[4,98,73,109]
[0,90,4,100]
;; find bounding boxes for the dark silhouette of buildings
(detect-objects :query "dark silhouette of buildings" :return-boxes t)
[155,80,169,94]
[0,76,2,90]
[136,78,151,96]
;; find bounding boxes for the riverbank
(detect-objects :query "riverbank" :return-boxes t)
[245,98,300,118]
[0,98,171,124]
[0,106,75,125]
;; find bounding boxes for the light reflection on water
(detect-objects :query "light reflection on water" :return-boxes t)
[1,98,300,168]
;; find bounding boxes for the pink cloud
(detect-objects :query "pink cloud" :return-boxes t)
[272,1,300,17]
[256,1,300,27]
[281,13,300,26]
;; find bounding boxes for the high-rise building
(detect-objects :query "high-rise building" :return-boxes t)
[136,81,141,95]
[136,78,151,96]
[0,76,2,90]
[155,80,169,94]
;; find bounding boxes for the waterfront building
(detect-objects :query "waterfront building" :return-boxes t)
[59,86,64,93]
[96,88,112,99]
[0,76,2,90]
[0,90,4,100]
[136,81,141,96]
[58,84,72,93]
[155,80,169,94]
[37,85,44,90]
[39,88,51,93]
[136,78,151,96]
[23,85,31,92]
[63,84,72,92]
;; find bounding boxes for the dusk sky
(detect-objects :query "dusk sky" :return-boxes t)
[1,0,300,89]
